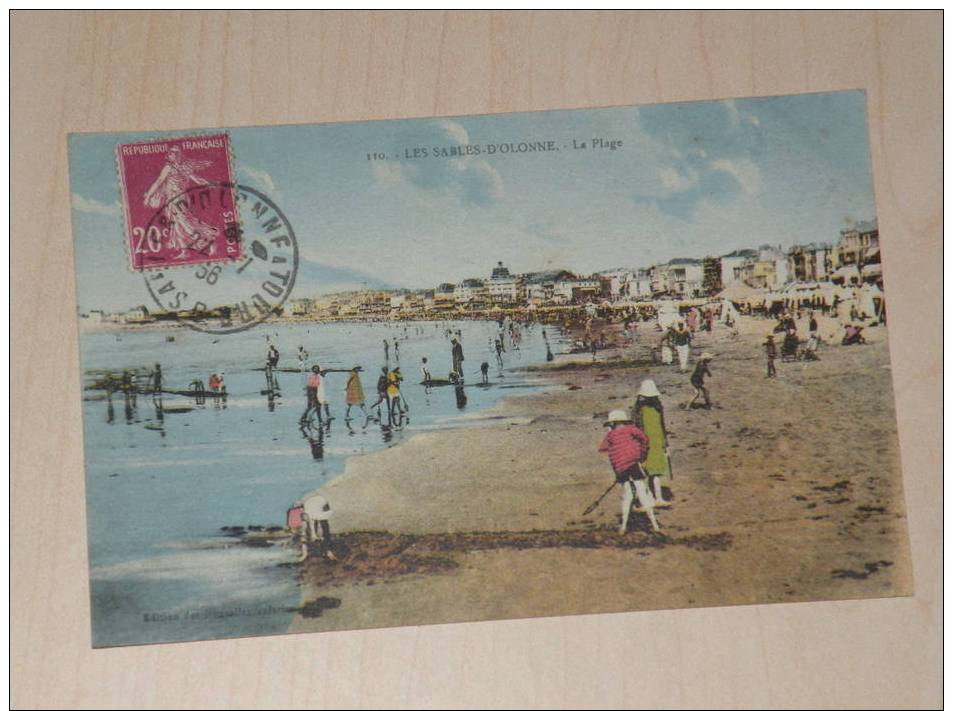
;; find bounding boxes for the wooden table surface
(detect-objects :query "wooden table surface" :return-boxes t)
[11,11,941,709]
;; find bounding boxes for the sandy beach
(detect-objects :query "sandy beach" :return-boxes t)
[289,315,912,633]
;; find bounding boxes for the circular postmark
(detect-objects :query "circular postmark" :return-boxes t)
[142,182,298,335]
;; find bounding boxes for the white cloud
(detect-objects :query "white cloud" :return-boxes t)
[372,119,505,206]
[238,163,282,201]
[723,99,742,128]
[722,99,760,129]
[658,165,699,192]
[371,161,404,185]
[711,158,762,195]
[437,119,470,145]
[72,193,119,215]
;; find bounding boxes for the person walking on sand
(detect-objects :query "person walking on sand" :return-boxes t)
[344,367,366,420]
[297,346,309,372]
[659,328,674,365]
[383,338,390,361]
[480,361,490,384]
[765,335,778,378]
[686,308,698,333]
[267,345,280,369]
[420,357,432,384]
[688,353,714,409]
[634,379,672,507]
[672,322,692,372]
[598,410,660,534]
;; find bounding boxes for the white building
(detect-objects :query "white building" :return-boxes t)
[652,259,703,297]
[290,298,315,316]
[596,269,634,298]
[523,270,574,304]
[123,305,150,323]
[553,278,600,303]
[454,278,487,304]
[487,262,520,303]
[632,270,653,298]
[719,249,757,287]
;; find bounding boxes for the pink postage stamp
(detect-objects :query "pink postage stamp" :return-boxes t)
[117,134,242,271]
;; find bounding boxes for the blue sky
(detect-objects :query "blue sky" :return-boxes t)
[69,90,877,312]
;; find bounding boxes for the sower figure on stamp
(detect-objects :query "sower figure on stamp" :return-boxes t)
[142,145,219,259]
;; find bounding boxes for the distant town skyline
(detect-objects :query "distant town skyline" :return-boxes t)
[70,91,877,312]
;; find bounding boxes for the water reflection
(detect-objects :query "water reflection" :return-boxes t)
[98,367,240,438]
[263,366,281,412]
[299,420,327,461]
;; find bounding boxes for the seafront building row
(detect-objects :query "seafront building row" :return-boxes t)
[288,220,882,318]
[84,220,881,325]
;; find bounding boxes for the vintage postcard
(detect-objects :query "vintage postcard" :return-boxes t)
[68,90,911,647]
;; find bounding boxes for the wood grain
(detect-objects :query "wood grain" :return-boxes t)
[11,10,940,709]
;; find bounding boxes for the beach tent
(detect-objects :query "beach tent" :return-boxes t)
[717,282,760,304]
[656,300,680,329]
[721,298,740,323]
[858,283,882,319]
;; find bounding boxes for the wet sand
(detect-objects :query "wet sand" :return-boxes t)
[289,315,912,633]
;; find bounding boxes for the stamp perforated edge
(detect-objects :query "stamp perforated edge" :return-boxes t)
[115,131,241,273]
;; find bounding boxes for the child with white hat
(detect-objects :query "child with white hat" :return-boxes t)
[598,410,660,533]
[634,379,672,507]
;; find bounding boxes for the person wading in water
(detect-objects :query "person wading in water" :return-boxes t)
[451,337,465,379]
[368,366,390,418]
[344,367,366,420]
